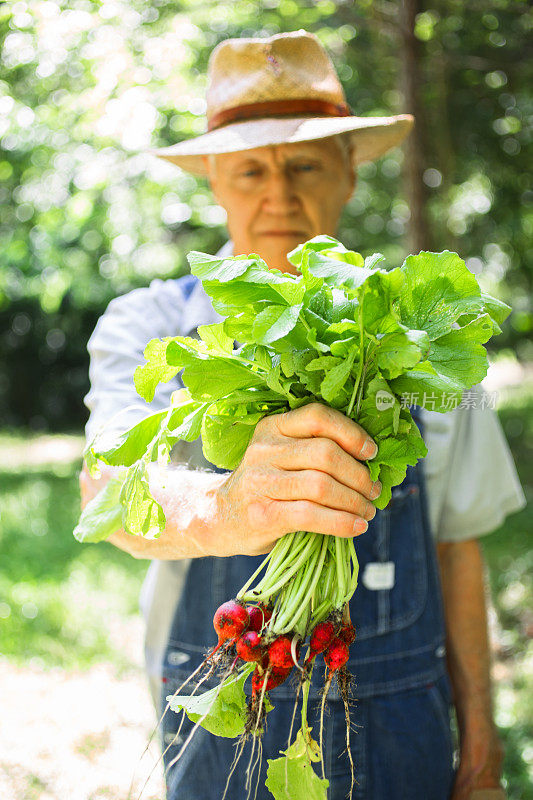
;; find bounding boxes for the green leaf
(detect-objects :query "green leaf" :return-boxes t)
[299,367,324,395]
[364,252,386,269]
[306,251,373,292]
[203,280,279,314]
[358,268,405,335]
[330,336,358,357]
[168,399,210,441]
[188,251,261,281]
[228,263,305,305]
[265,727,329,800]
[197,322,234,354]
[427,314,493,387]
[320,351,356,403]
[307,287,334,322]
[165,336,211,368]
[305,326,330,354]
[480,292,511,326]
[168,665,255,738]
[252,303,303,344]
[280,351,296,377]
[358,373,402,438]
[376,329,430,379]
[182,358,263,401]
[369,427,428,508]
[202,411,265,469]
[199,257,306,312]
[398,251,483,340]
[205,276,306,314]
[88,409,167,467]
[252,345,273,371]
[389,364,464,412]
[288,234,364,278]
[134,338,180,402]
[120,461,166,538]
[223,309,256,342]
[73,475,124,543]
[326,320,358,336]
[306,355,341,372]
[287,234,343,267]
[323,248,364,267]
[264,362,294,399]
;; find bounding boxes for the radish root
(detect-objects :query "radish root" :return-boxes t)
[319,673,333,781]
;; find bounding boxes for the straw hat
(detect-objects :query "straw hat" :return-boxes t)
[150,30,414,175]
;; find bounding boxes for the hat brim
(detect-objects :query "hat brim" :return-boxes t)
[148,114,414,175]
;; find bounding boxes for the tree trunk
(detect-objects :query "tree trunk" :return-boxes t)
[399,0,431,252]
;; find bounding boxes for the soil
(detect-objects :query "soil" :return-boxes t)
[0,622,165,800]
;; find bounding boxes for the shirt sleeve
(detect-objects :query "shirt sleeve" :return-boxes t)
[83,278,187,444]
[434,402,526,542]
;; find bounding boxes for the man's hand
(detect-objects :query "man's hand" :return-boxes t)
[451,716,505,800]
[206,402,380,557]
[83,402,381,560]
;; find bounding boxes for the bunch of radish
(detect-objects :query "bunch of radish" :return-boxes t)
[143,536,360,800]
[213,599,354,687]
[164,597,359,800]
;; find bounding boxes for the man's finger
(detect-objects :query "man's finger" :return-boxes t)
[271,437,380,502]
[272,499,369,538]
[272,402,378,461]
[267,468,377,519]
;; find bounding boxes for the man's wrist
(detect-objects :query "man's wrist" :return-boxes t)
[148,463,228,558]
[455,692,495,727]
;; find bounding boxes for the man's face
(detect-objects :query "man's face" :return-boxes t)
[204,138,356,273]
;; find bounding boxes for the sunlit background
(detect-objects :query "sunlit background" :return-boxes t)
[0,1,531,798]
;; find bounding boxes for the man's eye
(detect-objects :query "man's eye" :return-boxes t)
[294,163,318,173]
[241,169,261,177]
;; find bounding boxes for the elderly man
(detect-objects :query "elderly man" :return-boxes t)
[81,31,524,800]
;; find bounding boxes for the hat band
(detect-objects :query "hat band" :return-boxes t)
[207,98,352,131]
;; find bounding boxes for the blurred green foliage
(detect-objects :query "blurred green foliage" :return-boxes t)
[0,432,147,670]
[0,0,532,429]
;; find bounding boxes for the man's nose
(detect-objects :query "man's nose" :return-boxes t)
[262,170,300,214]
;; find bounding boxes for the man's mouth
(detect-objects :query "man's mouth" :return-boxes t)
[258,231,306,236]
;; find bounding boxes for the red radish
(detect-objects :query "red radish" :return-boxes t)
[213,600,249,645]
[252,666,292,695]
[236,631,264,662]
[258,650,270,670]
[324,638,349,672]
[265,667,292,691]
[309,621,335,656]
[246,605,272,632]
[268,635,299,669]
[338,623,356,645]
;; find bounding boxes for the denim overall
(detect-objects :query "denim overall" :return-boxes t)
[159,276,457,799]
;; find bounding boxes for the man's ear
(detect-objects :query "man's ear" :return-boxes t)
[203,155,220,203]
[345,168,357,203]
